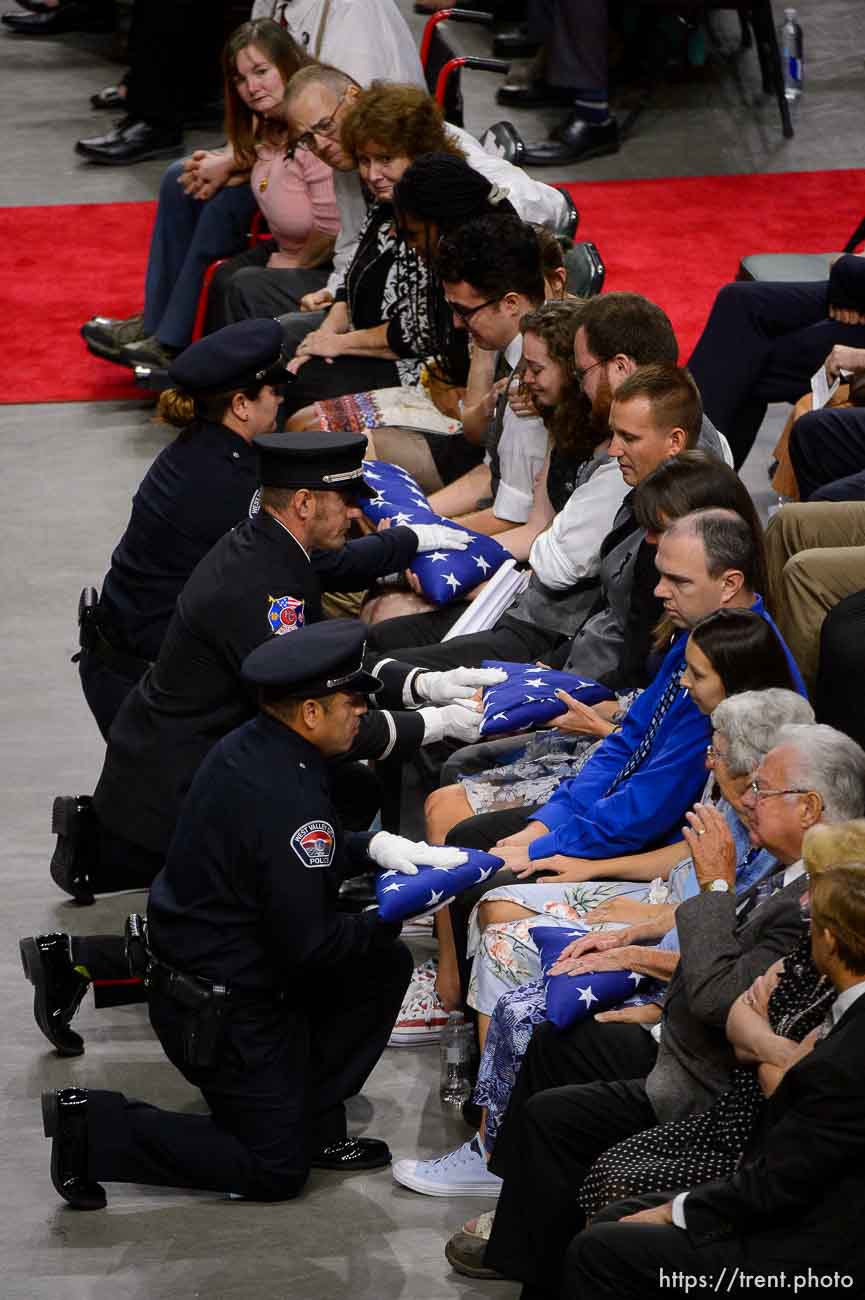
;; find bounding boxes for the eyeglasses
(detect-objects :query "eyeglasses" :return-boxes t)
[575,359,604,388]
[295,90,348,151]
[446,296,502,324]
[748,781,814,802]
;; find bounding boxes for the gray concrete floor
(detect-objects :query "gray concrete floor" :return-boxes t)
[0,2,860,1297]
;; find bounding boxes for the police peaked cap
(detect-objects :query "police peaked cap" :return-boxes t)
[252,429,375,498]
[167,319,286,394]
[242,619,382,697]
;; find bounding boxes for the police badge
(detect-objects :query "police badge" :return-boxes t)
[267,594,305,636]
[291,821,336,869]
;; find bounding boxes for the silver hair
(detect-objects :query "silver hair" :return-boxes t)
[711,689,815,776]
[774,723,865,823]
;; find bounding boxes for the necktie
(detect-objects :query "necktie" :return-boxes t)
[603,662,686,798]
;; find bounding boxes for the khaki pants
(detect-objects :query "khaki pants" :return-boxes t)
[765,502,865,692]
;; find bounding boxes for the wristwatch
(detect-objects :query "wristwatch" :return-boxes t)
[701,879,731,894]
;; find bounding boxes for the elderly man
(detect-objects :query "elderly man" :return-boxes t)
[445,722,865,1291]
[566,860,865,1298]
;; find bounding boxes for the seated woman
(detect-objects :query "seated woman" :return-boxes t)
[359,295,592,629]
[81,19,337,370]
[392,685,815,1198]
[281,88,479,417]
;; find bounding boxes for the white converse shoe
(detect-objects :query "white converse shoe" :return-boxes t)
[392,1137,502,1197]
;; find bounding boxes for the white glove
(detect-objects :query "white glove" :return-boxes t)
[409,523,469,553]
[415,665,507,705]
[368,830,467,876]
[420,700,483,746]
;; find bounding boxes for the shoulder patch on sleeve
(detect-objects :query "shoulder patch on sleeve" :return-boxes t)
[267,594,306,635]
[291,820,336,869]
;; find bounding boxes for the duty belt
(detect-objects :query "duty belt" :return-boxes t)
[74,586,151,681]
[125,913,284,1009]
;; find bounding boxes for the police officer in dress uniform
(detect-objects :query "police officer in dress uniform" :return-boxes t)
[78,319,287,738]
[50,423,491,907]
[41,621,471,1207]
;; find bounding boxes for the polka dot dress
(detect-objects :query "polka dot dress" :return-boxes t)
[579,934,832,1217]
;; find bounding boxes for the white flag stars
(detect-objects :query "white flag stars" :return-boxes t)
[426,889,445,907]
[474,554,492,574]
[443,573,462,592]
[427,551,449,563]
[576,984,599,1010]
[382,882,405,894]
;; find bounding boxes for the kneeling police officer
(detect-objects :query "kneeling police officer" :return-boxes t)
[42,619,467,1207]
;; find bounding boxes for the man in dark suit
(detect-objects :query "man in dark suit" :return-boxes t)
[444,723,865,1293]
[565,862,865,1298]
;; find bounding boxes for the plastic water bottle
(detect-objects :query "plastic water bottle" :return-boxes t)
[439,1012,473,1106]
[780,8,804,102]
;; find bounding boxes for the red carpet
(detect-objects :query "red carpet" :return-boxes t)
[1,169,863,405]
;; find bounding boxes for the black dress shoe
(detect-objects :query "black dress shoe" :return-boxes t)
[42,1089,106,1210]
[12,0,55,12]
[311,1137,391,1171]
[496,79,575,109]
[522,115,620,166]
[50,794,96,905]
[444,1231,505,1280]
[21,934,89,1056]
[2,2,115,33]
[90,83,126,110]
[75,117,182,166]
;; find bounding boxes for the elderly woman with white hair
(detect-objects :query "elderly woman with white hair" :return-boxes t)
[393,686,815,1199]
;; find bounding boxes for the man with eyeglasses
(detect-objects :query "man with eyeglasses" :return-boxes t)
[445,721,865,1290]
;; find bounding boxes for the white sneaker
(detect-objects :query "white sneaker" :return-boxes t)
[392,1137,502,1197]
[388,964,449,1046]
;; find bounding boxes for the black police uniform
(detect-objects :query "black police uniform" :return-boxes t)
[89,514,423,881]
[75,432,427,897]
[78,319,286,738]
[79,420,260,737]
[81,665,413,1200]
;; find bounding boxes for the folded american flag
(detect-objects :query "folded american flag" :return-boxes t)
[375,848,505,922]
[359,460,510,605]
[532,925,643,1030]
[478,661,615,737]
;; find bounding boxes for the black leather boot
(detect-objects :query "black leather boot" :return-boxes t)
[21,934,90,1056]
[50,795,96,905]
[42,1089,106,1210]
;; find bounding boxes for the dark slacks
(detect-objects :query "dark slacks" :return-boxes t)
[488,1016,659,1179]
[219,258,332,329]
[144,162,259,349]
[78,650,139,741]
[687,280,865,467]
[790,404,865,501]
[565,1193,865,1299]
[87,942,413,1201]
[125,0,222,131]
[528,0,608,91]
[815,587,865,751]
[365,611,561,673]
[282,355,403,417]
[485,1077,658,1292]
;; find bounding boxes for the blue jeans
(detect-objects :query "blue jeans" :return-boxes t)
[143,161,259,348]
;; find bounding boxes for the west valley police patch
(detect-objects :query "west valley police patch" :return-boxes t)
[267,594,305,636]
[291,820,336,869]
